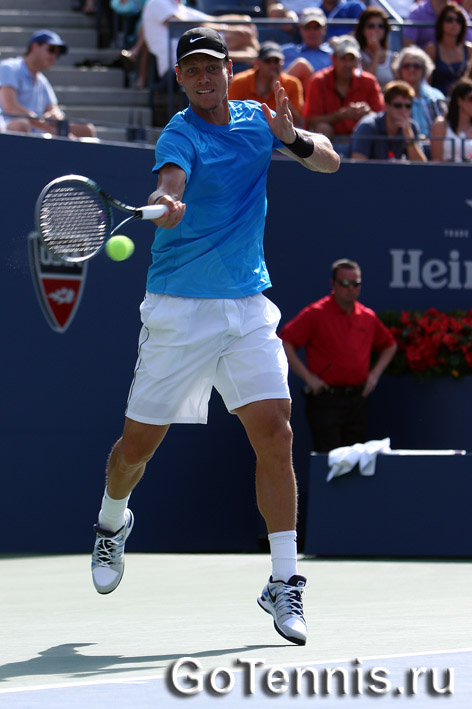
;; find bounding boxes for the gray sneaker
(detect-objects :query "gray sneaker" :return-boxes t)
[91,509,134,594]
[257,574,307,645]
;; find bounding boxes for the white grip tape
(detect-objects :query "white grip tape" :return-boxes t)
[140,204,169,220]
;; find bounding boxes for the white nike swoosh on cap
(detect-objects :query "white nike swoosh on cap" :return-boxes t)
[189,37,205,43]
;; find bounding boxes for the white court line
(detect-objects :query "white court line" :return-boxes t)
[0,647,471,695]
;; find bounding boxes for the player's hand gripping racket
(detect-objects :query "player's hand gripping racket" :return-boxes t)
[35,174,168,263]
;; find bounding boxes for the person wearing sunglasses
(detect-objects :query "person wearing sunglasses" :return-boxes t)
[430,77,472,160]
[280,8,333,94]
[403,0,472,49]
[279,259,397,453]
[350,80,427,160]
[424,3,472,97]
[0,30,95,138]
[354,8,396,88]
[392,46,447,139]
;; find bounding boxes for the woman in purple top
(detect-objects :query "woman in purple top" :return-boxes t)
[425,2,472,96]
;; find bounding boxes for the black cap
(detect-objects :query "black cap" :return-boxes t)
[176,27,229,64]
[258,41,284,61]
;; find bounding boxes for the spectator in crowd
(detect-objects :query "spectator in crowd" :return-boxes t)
[279,259,397,452]
[119,23,150,89]
[350,80,427,160]
[0,30,96,138]
[142,0,259,80]
[354,8,397,87]
[112,0,151,89]
[281,8,332,93]
[424,3,472,97]
[430,77,472,160]
[403,0,472,49]
[393,46,447,138]
[318,0,366,39]
[304,35,384,140]
[228,41,304,124]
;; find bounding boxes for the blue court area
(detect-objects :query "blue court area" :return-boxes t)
[1,554,471,708]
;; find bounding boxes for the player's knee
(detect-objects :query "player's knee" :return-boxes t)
[261,417,293,458]
[118,436,156,468]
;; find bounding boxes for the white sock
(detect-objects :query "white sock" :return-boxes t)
[98,489,130,533]
[268,530,298,582]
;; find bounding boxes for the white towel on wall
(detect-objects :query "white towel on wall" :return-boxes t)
[326,438,392,482]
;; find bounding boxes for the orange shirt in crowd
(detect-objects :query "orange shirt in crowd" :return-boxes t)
[228,69,304,116]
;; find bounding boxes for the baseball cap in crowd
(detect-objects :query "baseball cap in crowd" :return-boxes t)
[299,7,326,26]
[331,35,361,59]
[258,41,285,61]
[176,28,229,63]
[28,29,68,54]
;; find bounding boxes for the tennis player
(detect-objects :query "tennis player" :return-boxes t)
[91,27,340,646]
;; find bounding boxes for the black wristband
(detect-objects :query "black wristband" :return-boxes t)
[281,130,314,158]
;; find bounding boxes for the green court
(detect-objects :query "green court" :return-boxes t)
[1,553,470,706]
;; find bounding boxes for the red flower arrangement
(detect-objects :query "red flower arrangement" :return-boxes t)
[379,308,472,380]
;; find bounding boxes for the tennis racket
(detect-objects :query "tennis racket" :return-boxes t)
[35,174,168,263]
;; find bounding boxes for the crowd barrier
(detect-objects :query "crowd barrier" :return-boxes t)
[1,132,470,553]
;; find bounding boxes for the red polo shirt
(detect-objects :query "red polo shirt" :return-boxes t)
[303,66,385,135]
[279,295,395,386]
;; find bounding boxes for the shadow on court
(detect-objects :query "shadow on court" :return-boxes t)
[0,643,285,683]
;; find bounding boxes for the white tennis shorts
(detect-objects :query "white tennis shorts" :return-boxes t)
[125,292,290,425]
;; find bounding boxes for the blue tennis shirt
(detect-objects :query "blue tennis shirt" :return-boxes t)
[147,100,284,298]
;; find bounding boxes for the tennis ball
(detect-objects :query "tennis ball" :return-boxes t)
[105,235,135,261]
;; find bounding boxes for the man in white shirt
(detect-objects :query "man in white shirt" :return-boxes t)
[142,0,259,78]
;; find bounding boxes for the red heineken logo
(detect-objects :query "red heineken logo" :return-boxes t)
[28,231,88,333]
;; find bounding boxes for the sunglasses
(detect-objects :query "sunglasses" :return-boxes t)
[263,57,282,64]
[444,15,461,22]
[366,22,386,29]
[401,62,423,70]
[390,101,412,109]
[47,45,61,55]
[336,279,362,287]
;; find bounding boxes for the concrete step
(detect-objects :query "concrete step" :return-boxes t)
[48,65,125,88]
[0,10,95,28]
[8,0,76,9]
[0,47,119,66]
[55,85,149,106]
[62,104,153,125]
[0,26,98,49]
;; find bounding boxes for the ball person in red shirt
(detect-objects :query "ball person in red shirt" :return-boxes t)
[279,259,397,452]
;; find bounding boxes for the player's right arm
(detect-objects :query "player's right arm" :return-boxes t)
[148,163,187,228]
[263,82,340,173]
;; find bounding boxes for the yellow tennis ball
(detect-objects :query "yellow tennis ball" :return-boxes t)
[105,235,135,261]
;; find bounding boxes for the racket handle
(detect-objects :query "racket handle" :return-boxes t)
[140,204,169,220]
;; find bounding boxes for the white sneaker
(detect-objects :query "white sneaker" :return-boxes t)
[91,509,134,594]
[257,574,307,645]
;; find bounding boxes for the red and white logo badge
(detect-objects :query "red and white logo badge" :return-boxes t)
[28,231,88,333]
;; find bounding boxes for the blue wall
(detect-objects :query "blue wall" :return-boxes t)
[1,133,471,553]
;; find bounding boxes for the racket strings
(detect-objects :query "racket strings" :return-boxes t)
[39,184,112,260]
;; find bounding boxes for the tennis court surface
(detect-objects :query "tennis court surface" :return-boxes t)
[1,553,471,707]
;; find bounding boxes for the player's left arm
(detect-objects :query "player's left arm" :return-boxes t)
[262,81,340,173]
